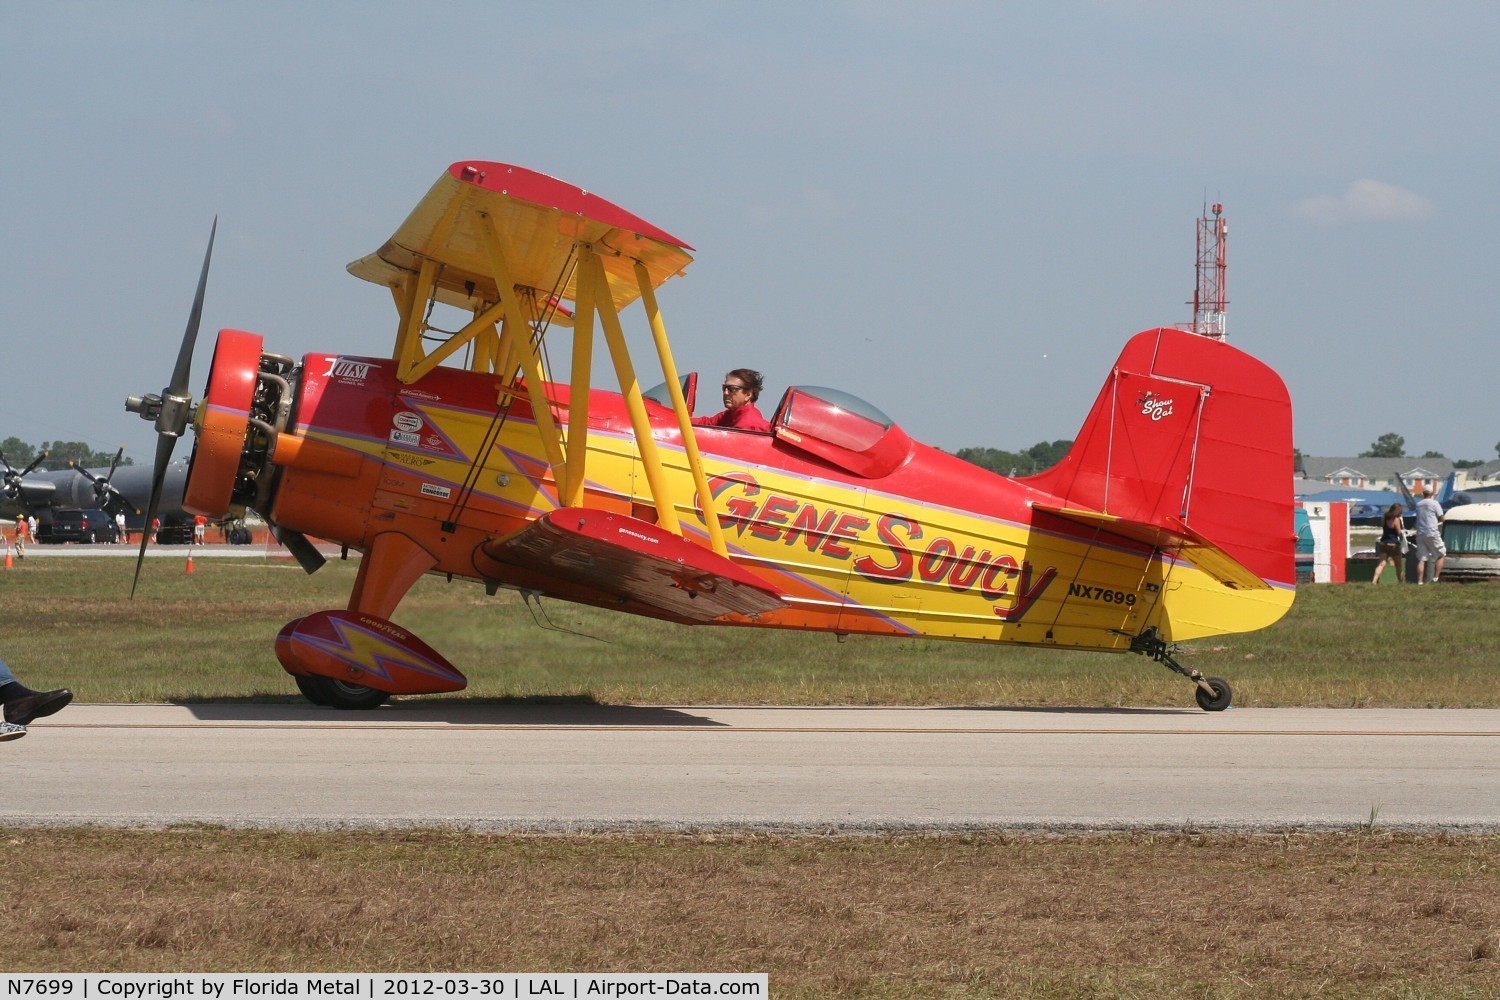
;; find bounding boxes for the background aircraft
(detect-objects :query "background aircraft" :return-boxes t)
[124,161,1297,712]
[1300,471,1460,526]
[1,452,190,536]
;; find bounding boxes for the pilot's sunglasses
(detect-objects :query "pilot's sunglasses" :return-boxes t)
[722,384,747,393]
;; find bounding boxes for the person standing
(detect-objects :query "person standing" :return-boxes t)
[1413,487,1446,584]
[1370,502,1405,585]
[116,511,128,544]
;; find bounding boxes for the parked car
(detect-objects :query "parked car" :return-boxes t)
[48,509,119,544]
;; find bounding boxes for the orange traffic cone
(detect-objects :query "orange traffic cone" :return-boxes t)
[185,549,195,574]
[3,542,11,570]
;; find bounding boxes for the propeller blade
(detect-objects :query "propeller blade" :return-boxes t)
[72,461,125,512]
[106,446,125,482]
[20,450,49,477]
[268,523,327,575]
[169,217,217,398]
[129,218,217,597]
[131,434,178,598]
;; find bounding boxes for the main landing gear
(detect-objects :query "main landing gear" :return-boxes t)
[1130,627,1233,712]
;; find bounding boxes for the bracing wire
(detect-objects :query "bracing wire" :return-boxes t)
[522,590,609,642]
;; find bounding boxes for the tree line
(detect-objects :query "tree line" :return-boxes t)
[0,436,134,473]
[959,433,1497,479]
[954,440,1073,477]
[1358,432,1494,467]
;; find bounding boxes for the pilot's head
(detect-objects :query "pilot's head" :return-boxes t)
[722,368,764,407]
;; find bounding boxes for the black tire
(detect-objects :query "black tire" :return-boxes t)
[294,675,389,710]
[293,675,332,706]
[1195,677,1233,712]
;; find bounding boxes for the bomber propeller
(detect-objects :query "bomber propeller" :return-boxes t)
[70,446,129,514]
[124,219,216,595]
[0,448,52,514]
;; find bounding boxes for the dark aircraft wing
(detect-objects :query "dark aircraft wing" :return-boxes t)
[482,509,784,623]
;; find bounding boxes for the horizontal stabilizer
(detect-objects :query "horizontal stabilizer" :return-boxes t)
[482,509,785,623]
[1033,503,1269,591]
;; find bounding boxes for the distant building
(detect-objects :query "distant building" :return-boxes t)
[1299,456,1453,494]
[1469,459,1500,484]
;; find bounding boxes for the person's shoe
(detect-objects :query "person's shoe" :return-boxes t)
[3,688,73,726]
[0,721,27,742]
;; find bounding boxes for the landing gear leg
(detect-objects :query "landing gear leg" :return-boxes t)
[1130,627,1233,711]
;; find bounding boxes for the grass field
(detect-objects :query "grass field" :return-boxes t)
[3,829,1498,997]
[4,556,1499,995]
[1,555,1497,707]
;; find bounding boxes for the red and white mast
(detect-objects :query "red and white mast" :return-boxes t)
[1191,202,1228,341]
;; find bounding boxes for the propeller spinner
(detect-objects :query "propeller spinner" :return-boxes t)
[124,219,216,595]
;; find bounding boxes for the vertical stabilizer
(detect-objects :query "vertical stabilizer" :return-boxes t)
[1024,328,1294,588]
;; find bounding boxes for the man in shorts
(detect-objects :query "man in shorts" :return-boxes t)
[1413,487,1446,584]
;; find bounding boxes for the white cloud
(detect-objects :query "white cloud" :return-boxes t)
[1293,179,1435,225]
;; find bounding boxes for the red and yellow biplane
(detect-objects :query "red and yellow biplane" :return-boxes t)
[127,161,1295,711]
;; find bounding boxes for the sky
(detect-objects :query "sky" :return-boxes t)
[3,1,1498,472]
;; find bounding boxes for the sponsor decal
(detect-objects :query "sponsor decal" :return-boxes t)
[322,357,373,382]
[420,482,453,499]
[393,410,424,433]
[398,388,442,402]
[389,429,420,446]
[388,451,436,468]
[1138,391,1174,421]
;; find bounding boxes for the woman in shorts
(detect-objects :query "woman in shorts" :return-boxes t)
[1370,502,1406,585]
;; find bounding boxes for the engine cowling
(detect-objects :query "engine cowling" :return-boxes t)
[183,329,296,519]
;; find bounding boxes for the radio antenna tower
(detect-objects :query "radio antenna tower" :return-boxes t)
[1190,202,1228,341]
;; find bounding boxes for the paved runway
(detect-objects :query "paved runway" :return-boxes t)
[8,704,1498,833]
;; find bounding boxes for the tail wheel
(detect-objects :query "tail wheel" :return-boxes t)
[1195,677,1233,712]
[184,329,263,518]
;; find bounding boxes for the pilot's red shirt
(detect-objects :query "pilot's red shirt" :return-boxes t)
[692,402,771,432]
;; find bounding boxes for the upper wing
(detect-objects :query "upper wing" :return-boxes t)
[347,161,694,316]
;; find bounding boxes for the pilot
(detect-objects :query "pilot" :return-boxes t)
[692,369,771,432]
[0,656,72,742]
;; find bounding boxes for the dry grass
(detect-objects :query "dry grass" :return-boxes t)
[4,828,1499,997]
